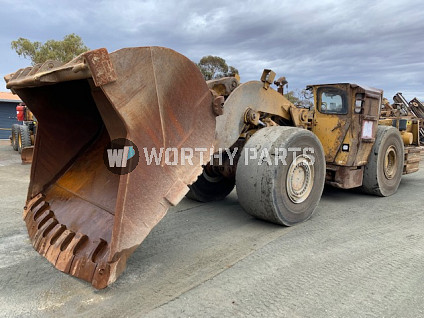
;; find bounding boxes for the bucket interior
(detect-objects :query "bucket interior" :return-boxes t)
[17,79,125,284]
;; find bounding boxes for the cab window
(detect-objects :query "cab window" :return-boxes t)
[318,87,348,114]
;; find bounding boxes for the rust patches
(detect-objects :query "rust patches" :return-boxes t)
[212,93,225,116]
[39,224,66,256]
[83,48,117,87]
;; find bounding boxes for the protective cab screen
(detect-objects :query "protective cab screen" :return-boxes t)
[318,87,348,114]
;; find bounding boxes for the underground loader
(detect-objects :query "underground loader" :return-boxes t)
[187,70,422,224]
[5,47,422,289]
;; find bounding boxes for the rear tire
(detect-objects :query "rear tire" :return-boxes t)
[186,167,235,202]
[236,126,326,226]
[11,124,19,151]
[360,126,403,196]
[18,125,32,154]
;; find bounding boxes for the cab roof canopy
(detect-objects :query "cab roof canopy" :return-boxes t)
[306,83,383,99]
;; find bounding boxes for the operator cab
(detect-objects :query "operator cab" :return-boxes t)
[308,83,382,188]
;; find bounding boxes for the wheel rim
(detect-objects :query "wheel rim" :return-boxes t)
[18,133,22,148]
[384,145,397,180]
[286,154,314,203]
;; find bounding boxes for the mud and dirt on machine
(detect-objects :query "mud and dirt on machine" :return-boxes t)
[4,47,422,289]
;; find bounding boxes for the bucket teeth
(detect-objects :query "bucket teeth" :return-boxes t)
[45,229,75,265]
[23,194,44,220]
[38,224,66,256]
[70,239,107,284]
[24,194,112,287]
[56,232,88,272]
[27,209,52,238]
[32,217,58,249]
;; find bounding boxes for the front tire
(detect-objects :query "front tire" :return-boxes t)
[18,125,32,154]
[11,124,19,151]
[236,126,326,226]
[186,167,235,202]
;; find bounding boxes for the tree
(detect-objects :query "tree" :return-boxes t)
[11,33,90,65]
[285,89,314,108]
[284,90,301,105]
[197,55,238,80]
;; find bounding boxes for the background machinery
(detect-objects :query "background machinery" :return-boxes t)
[11,102,37,163]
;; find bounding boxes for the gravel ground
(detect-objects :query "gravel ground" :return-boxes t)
[0,143,423,318]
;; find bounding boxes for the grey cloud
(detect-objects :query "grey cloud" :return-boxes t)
[1,0,424,101]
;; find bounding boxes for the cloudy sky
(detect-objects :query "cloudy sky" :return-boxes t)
[1,0,424,101]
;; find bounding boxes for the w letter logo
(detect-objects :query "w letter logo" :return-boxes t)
[103,139,139,175]
[107,146,136,168]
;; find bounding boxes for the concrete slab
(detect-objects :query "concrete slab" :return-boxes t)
[0,144,423,317]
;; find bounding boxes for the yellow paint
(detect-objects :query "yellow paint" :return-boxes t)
[312,114,348,162]
[401,131,413,145]
[334,130,352,165]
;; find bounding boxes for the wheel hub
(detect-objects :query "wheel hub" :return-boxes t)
[384,145,397,180]
[286,155,314,203]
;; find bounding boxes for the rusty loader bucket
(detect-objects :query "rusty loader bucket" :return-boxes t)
[5,47,218,288]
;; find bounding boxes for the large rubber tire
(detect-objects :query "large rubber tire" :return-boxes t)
[186,168,235,202]
[11,124,19,151]
[360,126,404,197]
[18,125,32,154]
[236,126,326,226]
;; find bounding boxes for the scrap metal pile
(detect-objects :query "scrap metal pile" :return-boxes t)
[381,92,424,144]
